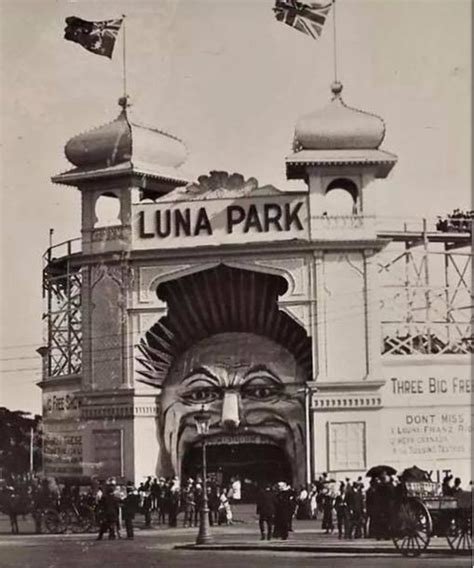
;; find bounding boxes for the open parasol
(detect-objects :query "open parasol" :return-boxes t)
[366,465,397,478]
[399,465,431,482]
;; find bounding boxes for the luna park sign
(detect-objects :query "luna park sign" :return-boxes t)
[133,197,308,249]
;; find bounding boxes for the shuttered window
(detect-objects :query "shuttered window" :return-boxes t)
[328,421,366,472]
[93,429,123,478]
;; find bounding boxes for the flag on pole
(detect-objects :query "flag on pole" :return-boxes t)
[273,0,333,39]
[64,16,123,58]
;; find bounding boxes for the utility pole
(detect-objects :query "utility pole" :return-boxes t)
[29,427,34,474]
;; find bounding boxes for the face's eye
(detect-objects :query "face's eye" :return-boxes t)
[243,386,278,400]
[180,386,221,404]
[241,376,283,401]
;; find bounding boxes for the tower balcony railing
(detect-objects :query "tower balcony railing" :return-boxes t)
[90,224,129,244]
[311,214,377,240]
[43,237,82,265]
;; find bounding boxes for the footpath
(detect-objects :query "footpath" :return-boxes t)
[172,504,466,556]
[0,505,468,557]
[174,526,458,556]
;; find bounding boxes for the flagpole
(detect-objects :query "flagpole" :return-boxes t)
[332,0,338,83]
[122,14,128,106]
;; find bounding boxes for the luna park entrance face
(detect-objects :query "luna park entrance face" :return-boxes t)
[181,436,292,501]
[159,333,307,488]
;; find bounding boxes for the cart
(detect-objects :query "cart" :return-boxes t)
[391,480,472,556]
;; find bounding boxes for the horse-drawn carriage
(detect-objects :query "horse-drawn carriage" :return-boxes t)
[390,478,472,556]
[41,499,97,534]
[0,476,97,534]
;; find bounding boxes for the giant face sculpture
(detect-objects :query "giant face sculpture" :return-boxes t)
[159,332,306,484]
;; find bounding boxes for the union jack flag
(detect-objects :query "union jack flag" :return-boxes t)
[64,16,123,58]
[273,0,333,39]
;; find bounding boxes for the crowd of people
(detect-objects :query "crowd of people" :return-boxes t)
[269,474,371,540]
[0,470,469,542]
[0,473,243,538]
[0,475,95,535]
[135,475,240,531]
[436,209,473,233]
[291,470,469,541]
[90,474,244,539]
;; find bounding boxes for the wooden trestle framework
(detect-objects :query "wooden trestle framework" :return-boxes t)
[42,239,82,377]
[378,221,472,356]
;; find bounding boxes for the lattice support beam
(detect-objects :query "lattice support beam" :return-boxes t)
[379,228,472,356]
[43,264,82,377]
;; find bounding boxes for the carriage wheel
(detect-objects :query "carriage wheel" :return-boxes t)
[447,511,472,552]
[64,511,85,533]
[44,509,66,534]
[79,507,96,533]
[392,498,432,557]
[87,512,99,533]
[60,510,91,533]
[74,507,95,533]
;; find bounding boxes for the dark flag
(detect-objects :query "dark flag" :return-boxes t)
[273,0,333,39]
[64,16,123,58]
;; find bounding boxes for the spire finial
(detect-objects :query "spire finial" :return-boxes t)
[118,95,131,114]
[331,81,343,100]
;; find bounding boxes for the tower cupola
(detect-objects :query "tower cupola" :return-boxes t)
[64,106,187,171]
[286,83,398,220]
[294,82,386,152]
[53,98,190,193]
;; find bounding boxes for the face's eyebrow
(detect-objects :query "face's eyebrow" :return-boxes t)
[181,366,220,386]
[243,365,283,383]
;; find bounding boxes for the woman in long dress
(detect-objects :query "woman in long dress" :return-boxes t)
[218,488,232,525]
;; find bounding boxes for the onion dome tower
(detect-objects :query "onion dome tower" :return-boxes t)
[286,82,397,228]
[52,97,190,255]
[284,83,398,389]
[46,98,193,472]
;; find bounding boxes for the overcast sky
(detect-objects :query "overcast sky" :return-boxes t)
[0,0,471,414]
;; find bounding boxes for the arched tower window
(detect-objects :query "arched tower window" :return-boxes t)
[325,178,359,215]
[94,192,121,228]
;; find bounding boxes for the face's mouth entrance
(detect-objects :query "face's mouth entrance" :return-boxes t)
[181,433,292,496]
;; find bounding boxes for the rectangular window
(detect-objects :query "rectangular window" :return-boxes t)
[328,421,366,472]
[93,429,123,478]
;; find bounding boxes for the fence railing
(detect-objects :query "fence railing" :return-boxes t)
[43,238,82,264]
[312,215,377,238]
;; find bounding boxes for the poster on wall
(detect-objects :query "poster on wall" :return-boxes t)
[381,370,472,482]
[42,390,81,420]
[92,430,123,479]
[43,431,83,477]
[384,407,470,461]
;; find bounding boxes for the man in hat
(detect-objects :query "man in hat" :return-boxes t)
[256,484,276,540]
[156,477,167,525]
[96,484,120,540]
[182,478,196,528]
[274,481,294,540]
[121,484,139,539]
[168,477,180,527]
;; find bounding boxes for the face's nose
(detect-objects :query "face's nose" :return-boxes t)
[220,391,240,429]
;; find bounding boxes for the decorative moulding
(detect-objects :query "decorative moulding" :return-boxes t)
[312,395,382,410]
[81,404,159,419]
[137,264,194,303]
[159,170,302,202]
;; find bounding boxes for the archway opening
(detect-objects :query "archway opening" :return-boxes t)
[325,178,359,215]
[94,193,121,227]
[182,441,292,501]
